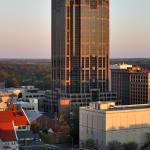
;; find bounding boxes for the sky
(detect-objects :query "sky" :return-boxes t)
[0,0,150,59]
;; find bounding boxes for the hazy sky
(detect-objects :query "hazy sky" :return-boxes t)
[0,0,150,59]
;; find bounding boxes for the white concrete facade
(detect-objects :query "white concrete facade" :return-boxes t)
[80,102,150,149]
[110,64,132,70]
[0,141,18,150]
[17,98,38,111]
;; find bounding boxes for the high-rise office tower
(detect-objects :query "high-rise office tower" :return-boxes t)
[50,0,116,112]
[111,64,150,105]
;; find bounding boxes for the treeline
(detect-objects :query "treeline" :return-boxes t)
[0,63,51,90]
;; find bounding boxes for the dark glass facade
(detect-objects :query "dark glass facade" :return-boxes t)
[51,0,111,111]
[111,68,150,105]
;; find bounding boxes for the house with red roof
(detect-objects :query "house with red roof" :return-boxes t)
[0,109,30,150]
[0,122,18,150]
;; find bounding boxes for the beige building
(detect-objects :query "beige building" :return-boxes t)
[80,101,150,149]
[0,93,10,111]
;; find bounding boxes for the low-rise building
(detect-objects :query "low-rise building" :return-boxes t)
[0,109,30,150]
[80,101,150,150]
[19,86,45,111]
[17,98,38,111]
[0,122,18,150]
[2,86,45,111]
[25,110,57,131]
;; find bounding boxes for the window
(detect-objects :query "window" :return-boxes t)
[66,70,69,80]
[86,57,89,68]
[90,0,97,9]
[82,57,84,68]
[67,32,69,42]
[66,6,69,17]
[66,57,69,68]
[86,70,89,80]
[67,44,69,55]
[82,70,84,80]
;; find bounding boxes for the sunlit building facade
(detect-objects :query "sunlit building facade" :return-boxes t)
[80,101,150,149]
[51,0,116,112]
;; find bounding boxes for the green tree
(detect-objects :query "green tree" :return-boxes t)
[41,132,54,144]
[85,138,96,149]
[107,141,123,150]
[123,142,138,150]
[145,132,150,145]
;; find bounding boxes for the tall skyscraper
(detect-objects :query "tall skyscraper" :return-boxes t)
[50,0,116,112]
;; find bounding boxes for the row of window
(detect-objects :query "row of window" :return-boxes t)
[26,95,44,98]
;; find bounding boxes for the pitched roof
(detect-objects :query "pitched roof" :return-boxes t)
[0,109,30,142]
[0,122,16,141]
[0,109,29,126]
[25,110,43,122]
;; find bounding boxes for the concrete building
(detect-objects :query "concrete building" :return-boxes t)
[0,86,45,111]
[111,64,150,104]
[18,86,45,111]
[17,98,38,111]
[3,86,45,111]
[80,101,150,149]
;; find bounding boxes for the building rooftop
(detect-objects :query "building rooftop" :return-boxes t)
[111,63,132,70]
[0,122,16,141]
[17,98,38,104]
[111,64,150,74]
[25,110,42,122]
[83,101,150,112]
[0,109,29,126]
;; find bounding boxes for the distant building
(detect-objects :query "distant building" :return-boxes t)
[1,86,45,111]
[17,98,38,111]
[111,64,150,104]
[18,86,45,111]
[110,63,132,70]
[80,101,150,149]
